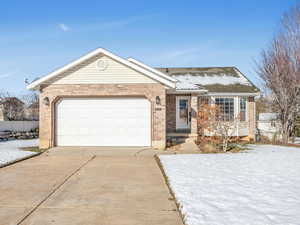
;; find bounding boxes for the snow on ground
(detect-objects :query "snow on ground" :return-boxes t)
[292,137,300,144]
[159,145,300,225]
[0,139,39,167]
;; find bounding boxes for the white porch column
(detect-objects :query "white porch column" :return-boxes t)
[191,94,198,135]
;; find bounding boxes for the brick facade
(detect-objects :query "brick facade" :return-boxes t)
[39,83,166,150]
[190,94,198,135]
[166,94,256,139]
[248,96,256,139]
[166,95,176,132]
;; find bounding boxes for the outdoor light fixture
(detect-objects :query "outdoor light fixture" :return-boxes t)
[156,96,161,105]
[43,97,50,106]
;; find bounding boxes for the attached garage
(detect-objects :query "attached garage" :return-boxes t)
[27,48,176,149]
[55,97,151,147]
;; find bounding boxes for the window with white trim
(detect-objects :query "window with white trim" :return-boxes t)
[240,97,247,121]
[215,97,234,121]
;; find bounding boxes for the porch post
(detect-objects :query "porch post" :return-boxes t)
[191,94,198,135]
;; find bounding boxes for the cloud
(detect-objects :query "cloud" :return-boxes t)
[152,41,221,66]
[79,15,156,32]
[0,70,19,79]
[97,17,142,30]
[161,48,202,59]
[58,23,71,32]
[56,15,155,33]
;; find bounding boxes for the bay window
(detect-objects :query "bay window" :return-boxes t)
[215,98,234,121]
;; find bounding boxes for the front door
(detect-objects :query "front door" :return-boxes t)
[176,96,191,130]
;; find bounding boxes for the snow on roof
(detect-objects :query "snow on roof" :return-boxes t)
[173,73,250,90]
[156,67,259,93]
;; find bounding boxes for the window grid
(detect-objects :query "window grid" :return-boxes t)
[215,98,234,121]
[240,97,247,121]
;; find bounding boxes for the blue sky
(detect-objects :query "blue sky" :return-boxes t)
[0,0,298,95]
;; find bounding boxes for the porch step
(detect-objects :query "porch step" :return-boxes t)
[167,132,198,138]
[167,136,197,146]
[178,141,199,152]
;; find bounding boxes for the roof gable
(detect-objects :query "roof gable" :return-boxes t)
[44,54,158,85]
[27,48,176,90]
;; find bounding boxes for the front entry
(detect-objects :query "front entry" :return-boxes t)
[176,96,191,130]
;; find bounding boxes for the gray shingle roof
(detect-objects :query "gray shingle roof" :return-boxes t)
[156,67,259,93]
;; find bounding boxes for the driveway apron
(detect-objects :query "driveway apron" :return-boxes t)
[0,147,183,225]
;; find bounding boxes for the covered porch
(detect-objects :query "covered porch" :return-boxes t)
[166,93,201,140]
[165,92,257,142]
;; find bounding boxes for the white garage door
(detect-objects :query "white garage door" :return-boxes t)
[55,98,151,146]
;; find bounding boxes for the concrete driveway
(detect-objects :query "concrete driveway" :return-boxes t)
[0,147,183,225]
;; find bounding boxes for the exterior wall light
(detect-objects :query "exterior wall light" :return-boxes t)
[43,97,50,106]
[156,96,161,105]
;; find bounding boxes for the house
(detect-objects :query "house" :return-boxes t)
[0,97,25,121]
[0,105,6,121]
[24,102,39,121]
[257,113,281,141]
[27,48,260,149]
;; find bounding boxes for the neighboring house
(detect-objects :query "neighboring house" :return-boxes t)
[24,102,39,121]
[0,97,25,121]
[257,113,281,140]
[27,48,260,149]
[0,105,6,121]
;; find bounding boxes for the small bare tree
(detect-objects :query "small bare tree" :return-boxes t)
[256,5,300,143]
[198,104,239,152]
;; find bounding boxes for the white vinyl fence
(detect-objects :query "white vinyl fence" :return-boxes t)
[0,121,39,132]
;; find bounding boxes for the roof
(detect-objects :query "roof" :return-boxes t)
[27,48,176,90]
[259,113,279,121]
[156,67,260,93]
[0,97,24,105]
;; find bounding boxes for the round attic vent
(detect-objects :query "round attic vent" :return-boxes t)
[96,59,109,71]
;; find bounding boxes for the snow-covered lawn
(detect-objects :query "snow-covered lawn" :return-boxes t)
[0,139,39,167]
[159,145,300,225]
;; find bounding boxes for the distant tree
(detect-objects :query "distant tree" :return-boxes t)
[0,92,25,120]
[255,95,277,116]
[256,5,300,143]
[21,92,39,121]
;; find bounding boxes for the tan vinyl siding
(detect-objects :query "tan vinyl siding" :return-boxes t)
[46,54,157,85]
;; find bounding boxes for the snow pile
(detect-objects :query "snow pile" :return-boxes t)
[159,145,300,225]
[0,139,39,167]
[173,73,250,90]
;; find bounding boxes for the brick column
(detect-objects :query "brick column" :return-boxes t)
[248,97,256,140]
[191,94,198,135]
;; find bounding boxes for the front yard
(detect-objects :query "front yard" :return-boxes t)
[0,139,39,167]
[159,145,300,225]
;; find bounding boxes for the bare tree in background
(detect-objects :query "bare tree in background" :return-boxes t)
[0,91,25,120]
[21,92,39,121]
[0,91,39,121]
[256,5,300,143]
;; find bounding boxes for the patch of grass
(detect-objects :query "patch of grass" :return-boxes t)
[199,142,250,154]
[20,146,45,153]
[227,143,250,153]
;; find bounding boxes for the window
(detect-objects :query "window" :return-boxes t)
[179,99,188,120]
[215,98,234,121]
[199,97,209,106]
[240,97,247,121]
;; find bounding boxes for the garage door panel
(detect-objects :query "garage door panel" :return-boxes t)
[55,98,151,146]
